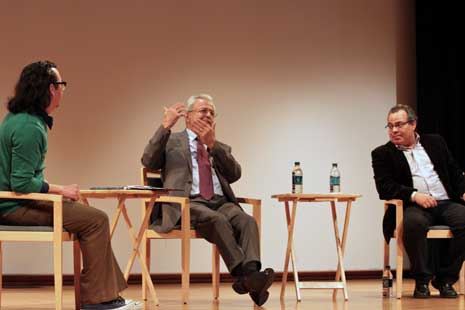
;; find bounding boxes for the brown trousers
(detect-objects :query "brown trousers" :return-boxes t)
[1,200,127,304]
[189,195,261,275]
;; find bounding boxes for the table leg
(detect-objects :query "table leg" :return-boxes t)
[287,204,301,302]
[281,199,299,300]
[120,202,138,245]
[109,198,125,239]
[290,243,301,301]
[330,200,349,300]
[123,197,159,305]
[333,200,352,299]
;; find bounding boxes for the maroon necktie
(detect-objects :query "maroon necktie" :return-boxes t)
[196,139,214,200]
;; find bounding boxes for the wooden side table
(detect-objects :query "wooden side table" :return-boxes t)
[80,189,169,306]
[271,193,362,301]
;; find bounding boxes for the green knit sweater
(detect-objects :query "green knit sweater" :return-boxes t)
[0,112,48,215]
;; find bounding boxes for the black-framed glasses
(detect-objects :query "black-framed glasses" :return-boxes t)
[385,120,412,130]
[54,81,67,91]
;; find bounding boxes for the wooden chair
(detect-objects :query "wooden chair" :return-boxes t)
[0,191,81,310]
[140,167,261,304]
[383,199,465,298]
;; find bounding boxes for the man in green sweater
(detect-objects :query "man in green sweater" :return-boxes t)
[0,61,140,310]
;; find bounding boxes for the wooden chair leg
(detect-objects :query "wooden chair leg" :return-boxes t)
[0,241,3,307]
[396,237,403,299]
[212,245,220,299]
[181,236,190,304]
[142,237,151,301]
[383,240,390,270]
[459,261,465,295]
[73,240,81,310]
[54,239,63,310]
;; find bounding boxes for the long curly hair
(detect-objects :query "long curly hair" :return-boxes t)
[7,61,58,114]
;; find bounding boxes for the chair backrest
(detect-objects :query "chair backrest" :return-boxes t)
[141,167,163,187]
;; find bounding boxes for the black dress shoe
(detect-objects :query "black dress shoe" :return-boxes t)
[413,282,430,298]
[244,268,275,306]
[432,279,458,298]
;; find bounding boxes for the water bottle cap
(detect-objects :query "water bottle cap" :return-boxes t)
[294,161,300,165]
[332,163,338,167]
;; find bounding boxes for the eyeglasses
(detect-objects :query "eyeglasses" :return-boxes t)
[385,120,412,130]
[54,81,67,91]
[192,108,217,118]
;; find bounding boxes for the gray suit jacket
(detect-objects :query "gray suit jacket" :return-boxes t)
[141,125,241,233]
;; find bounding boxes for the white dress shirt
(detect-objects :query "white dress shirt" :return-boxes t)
[398,135,449,200]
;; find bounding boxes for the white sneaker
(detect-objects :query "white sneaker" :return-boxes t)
[81,297,142,310]
[114,299,142,310]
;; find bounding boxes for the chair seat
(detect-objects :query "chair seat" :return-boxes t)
[428,225,451,230]
[146,228,202,239]
[0,225,56,232]
[383,199,464,299]
[0,225,76,241]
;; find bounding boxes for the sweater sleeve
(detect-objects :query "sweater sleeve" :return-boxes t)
[10,123,46,193]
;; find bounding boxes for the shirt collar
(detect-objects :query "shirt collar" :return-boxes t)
[33,110,53,130]
[396,133,420,151]
[186,128,197,142]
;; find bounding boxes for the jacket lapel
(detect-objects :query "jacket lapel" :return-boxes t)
[387,141,413,186]
[180,130,193,173]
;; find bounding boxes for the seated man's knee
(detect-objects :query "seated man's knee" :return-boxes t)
[403,211,429,234]
[238,213,258,230]
[209,212,229,227]
[90,207,110,227]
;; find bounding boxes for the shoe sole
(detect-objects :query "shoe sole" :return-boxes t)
[250,291,270,306]
[413,294,430,298]
[81,301,143,310]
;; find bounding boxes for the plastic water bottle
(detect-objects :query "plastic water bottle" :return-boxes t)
[292,162,303,194]
[382,265,393,297]
[329,163,341,193]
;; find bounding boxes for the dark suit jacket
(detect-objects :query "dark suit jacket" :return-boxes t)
[141,125,241,233]
[371,134,465,242]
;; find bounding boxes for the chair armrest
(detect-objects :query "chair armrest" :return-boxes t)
[154,196,191,233]
[0,191,62,202]
[383,199,403,222]
[0,191,64,238]
[236,197,261,238]
[383,199,403,240]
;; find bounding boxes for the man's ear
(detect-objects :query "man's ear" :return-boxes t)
[49,83,56,96]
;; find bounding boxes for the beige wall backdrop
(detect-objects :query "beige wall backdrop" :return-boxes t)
[0,0,414,275]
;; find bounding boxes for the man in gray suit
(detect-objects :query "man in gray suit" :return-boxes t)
[141,94,274,306]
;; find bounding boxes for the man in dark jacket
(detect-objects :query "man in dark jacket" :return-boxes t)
[372,104,465,298]
[141,94,274,306]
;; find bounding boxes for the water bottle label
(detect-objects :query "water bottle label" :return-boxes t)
[382,278,392,288]
[293,175,302,185]
[330,176,340,186]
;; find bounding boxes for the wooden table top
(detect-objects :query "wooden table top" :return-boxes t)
[271,193,362,202]
[80,189,170,199]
